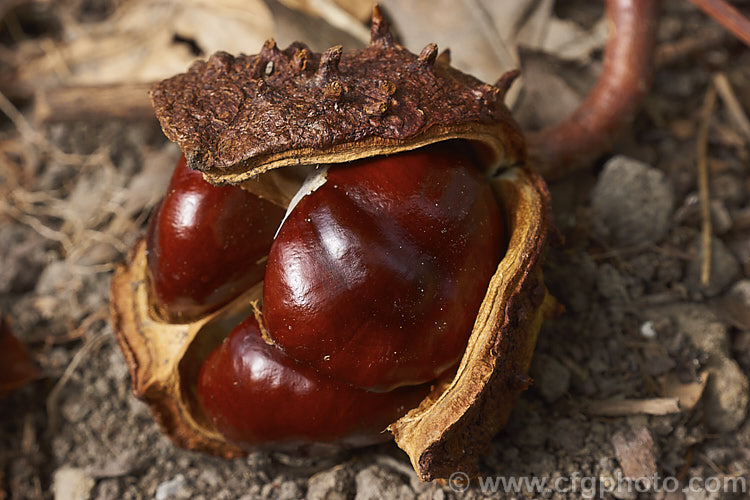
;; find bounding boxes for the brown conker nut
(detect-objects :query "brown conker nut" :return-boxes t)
[110,6,554,481]
[263,141,505,392]
[146,155,285,322]
[197,314,431,451]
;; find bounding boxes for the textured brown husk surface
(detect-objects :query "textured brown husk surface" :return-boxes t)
[150,9,523,182]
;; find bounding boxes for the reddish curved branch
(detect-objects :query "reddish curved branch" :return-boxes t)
[526,0,662,180]
[688,0,750,47]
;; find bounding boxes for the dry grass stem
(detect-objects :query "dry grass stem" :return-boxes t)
[655,25,727,66]
[712,72,750,143]
[697,82,717,286]
[0,89,102,165]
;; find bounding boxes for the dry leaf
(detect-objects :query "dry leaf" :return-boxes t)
[540,16,608,60]
[276,0,372,41]
[379,0,522,85]
[278,0,374,21]
[718,281,750,330]
[514,48,600,130]
[119,145,179,220]
[611,427,658,480]
[482,0,553,54]
[0,316,39,399]
[8,0,275,93]
[378,0,606,113]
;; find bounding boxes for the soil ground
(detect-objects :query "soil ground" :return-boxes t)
[1,2,750,499]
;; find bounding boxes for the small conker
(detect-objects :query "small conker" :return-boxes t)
[197,314,430,450]
[146,155,285,321]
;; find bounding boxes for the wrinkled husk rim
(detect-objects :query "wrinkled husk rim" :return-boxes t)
[199,121,525,186]
[209,120,527,209]
[110,244,255,457]
[109,158,551,477]
[390,166,553,480]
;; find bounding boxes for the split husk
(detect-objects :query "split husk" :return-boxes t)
[110,6,554,481]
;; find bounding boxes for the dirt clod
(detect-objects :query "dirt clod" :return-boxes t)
[531,353,571,403]
[354,465,413,500]
[611,426,658,480]
[591,155,675,247]
[686,236,741,297]
[52,467,94,500]
[155,474,189,500]
[703,357,749,433]
[306,466,352,500]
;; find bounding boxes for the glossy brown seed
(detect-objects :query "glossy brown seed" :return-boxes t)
[197,315,430,449]
[146,156,285,322]
[263,141,505,391]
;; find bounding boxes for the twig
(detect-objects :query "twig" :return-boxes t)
[687,0,750,47]
[712,72,750,143]
[526,0,662,179]
[526,0,750,179]
[697,82,717,286]
[697,452,724,476]
[34,83,155,123]
[655,24,728,66]
[677,447,694,484]
[587,397,681,416]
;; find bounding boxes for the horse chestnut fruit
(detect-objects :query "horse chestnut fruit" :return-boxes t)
[110,6,553,481]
